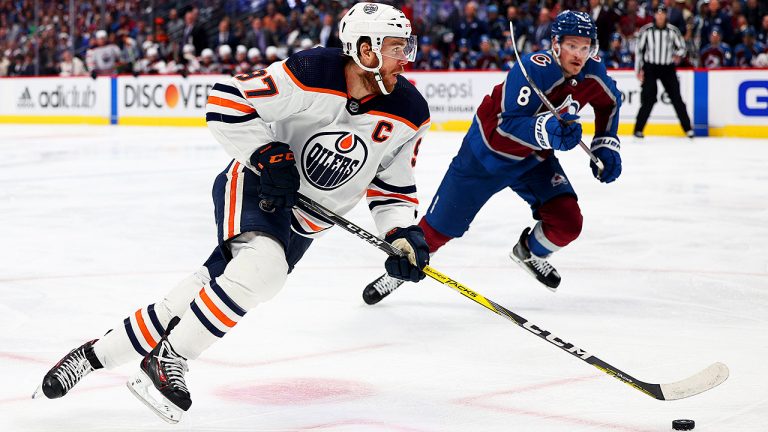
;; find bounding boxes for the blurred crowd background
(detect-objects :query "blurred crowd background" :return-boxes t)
[1,0,767,78]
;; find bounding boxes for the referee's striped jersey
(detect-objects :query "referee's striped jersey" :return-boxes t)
[634,23,687,73]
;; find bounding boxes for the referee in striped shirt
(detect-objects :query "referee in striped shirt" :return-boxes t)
[633,4,693,138]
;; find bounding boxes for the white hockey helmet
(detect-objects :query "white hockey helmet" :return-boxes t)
[218,44,232,57]
[339,2,417,95]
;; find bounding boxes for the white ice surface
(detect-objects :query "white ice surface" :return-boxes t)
[1,125,766,431]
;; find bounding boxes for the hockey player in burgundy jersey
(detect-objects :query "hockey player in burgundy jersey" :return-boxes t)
[33,3,430,423]
[364,11,622,304]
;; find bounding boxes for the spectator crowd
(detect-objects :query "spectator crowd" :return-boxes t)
[1,0,767,78]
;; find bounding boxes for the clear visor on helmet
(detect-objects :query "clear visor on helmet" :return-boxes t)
[556,35,599,58]
[379,36,418,62]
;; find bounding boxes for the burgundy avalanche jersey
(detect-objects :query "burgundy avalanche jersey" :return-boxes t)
[471,50,621,171]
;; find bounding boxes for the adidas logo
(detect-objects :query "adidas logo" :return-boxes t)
[17,87,34,108]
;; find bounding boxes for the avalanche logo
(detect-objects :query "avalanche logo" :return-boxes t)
[302,132,368,190]
[531,54,552,67]
[551,173,569,187]
[555,94,581,115]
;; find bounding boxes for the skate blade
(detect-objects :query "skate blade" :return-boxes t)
[509,252,558,293]
[126,370,184,424]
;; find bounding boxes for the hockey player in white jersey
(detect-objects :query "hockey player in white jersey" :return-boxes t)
[33,3,430,423]
[85,30,123,75]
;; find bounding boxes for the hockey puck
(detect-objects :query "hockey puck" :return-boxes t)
[672,419,695,430]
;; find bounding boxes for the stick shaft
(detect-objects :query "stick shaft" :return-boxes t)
[296,194,665,399]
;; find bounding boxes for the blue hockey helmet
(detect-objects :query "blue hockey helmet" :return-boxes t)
[551,11,598,56]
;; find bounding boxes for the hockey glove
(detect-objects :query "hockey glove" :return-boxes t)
[384,226,430,282]
[590,136,622,183]
[536,112,582,151]
[251,142,300,209]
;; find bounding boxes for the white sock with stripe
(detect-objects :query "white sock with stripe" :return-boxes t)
[92,267,211,369]
[168,233,288,360]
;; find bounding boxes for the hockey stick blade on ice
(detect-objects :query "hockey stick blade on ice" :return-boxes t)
[508,22,605,177]
[297,194,729,400]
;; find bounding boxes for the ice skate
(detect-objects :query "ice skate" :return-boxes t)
[510,228,561,292]
[363,273,405,305]
[127,318,190,424]
[32,339,103,399]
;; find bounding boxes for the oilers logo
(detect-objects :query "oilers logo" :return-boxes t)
[302,132,368,190]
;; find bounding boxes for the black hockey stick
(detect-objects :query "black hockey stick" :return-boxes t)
[508,22,605,177]
[298,193,729,400]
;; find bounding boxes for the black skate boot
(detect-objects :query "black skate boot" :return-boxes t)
[362,273,405,305]
[127,317,190,423]
[509,228,561,292]
[32,339,103,399]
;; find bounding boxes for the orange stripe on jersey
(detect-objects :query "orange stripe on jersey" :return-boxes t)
[282,63,347,98]
[367,110,419,131]
[366,189,419,204]
[419,118,431,128]
[199,287,237,328]
[228,162,241,238]
[298,213,323,232]
[134,309,157,347]
[207,96,256,114]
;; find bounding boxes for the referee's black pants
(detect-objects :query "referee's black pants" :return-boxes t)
[634,64,692,134]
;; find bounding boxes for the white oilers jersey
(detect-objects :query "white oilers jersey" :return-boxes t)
[85,44,122,73]
[206,47,431,238]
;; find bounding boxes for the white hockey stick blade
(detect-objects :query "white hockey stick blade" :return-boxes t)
[659,362,729,400]
[126,370,184,424]
[31,383,44,399]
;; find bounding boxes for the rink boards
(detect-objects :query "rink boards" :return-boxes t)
[0,69,766,137]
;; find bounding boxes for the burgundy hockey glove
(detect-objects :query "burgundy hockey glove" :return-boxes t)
[250,142,300,210]
[384,226,430,282]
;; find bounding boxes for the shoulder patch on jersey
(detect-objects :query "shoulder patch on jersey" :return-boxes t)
[369,76,430,130]
[530,53,552,67]
[284,47,347,95]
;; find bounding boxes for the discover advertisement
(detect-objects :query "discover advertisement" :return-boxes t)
[116,74,225,125]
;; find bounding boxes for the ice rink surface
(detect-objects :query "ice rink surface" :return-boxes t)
[1,125,766,431]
